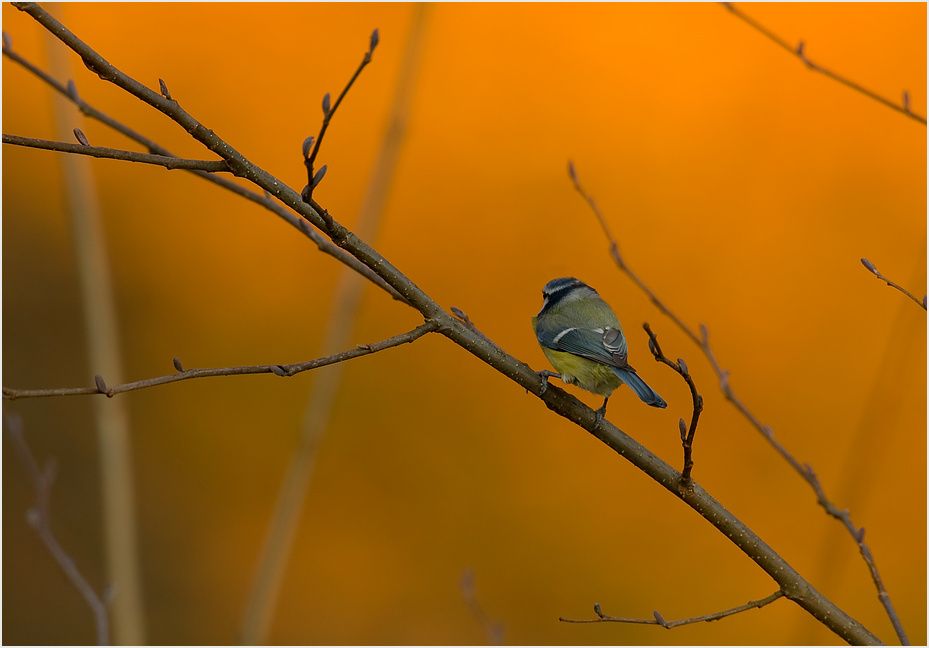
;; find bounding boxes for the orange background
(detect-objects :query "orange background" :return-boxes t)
[3,3,925,645]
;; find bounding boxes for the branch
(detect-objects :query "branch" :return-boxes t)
[643,323,703,490]
[302,28,379,202]
[861,258,927,310]
[4,413,111,646]
[560,591,785,628]
[569,160,906,644]
[7,6,885,643]
[721,2,927,126]
[3,321,439,400]
[2,28,406,304]
[3,133,231,171]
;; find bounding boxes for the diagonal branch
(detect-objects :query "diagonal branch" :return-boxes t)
[3,133,231,171]
[3,321,439,400]
[568,160,908,645]
[721,2,927,126]
[560,591,785,628]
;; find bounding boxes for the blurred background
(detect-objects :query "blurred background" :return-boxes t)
[3,2,925,645]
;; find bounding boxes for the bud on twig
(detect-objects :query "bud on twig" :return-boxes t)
[902,90,910,112]
[94,374,108,394]
[73,128,89,146]
[679,418,687,443]
[2,31,11,50]
[66,79,79,101]
[860,258,878,275]
[369,28,379,54]
[302,136,315,159]
[173,356,184,372]
[270,365,286,376]
[677,357,688,376]
[322,92,331,116]
[312,164,328,188]
[653,610,668,627]
[158,77,172,100]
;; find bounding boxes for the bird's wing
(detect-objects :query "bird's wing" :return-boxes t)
[536,320,629,368]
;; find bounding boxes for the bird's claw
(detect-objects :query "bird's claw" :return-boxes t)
[535,370,560,396]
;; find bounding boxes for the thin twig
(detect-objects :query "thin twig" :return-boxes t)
[721,2,927,126]
[560,591,785,628]
[643,323,703,490]
[4,413,111,645]
[302,28,379,201]
[3,321,439,400]
[861,258,927,310]
[3,133,231,171]
[569,160,909,644]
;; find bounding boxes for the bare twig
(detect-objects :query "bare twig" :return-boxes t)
[643,323,703,490]
[861,258,927,310]
[302,28,379,202]
[3,321,439,400]
[560,591,785,628]
[4,413,111,645]
[569,161,908,644]
[3,133,231,171]
[721,2,927,126]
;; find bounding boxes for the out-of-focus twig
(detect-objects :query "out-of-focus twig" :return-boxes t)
[861,258,927,310]
[568,160,909,645]
[721,2,927,126]
[461,569,504,645]
[4,413,111,646]
[560,591,785,628]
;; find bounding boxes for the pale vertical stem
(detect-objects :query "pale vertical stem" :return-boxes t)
[44,5,146,644]
[238,5,432,644]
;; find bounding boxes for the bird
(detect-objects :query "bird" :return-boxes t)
[532,277,667,420]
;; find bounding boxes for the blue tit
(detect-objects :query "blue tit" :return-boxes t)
[532,277,667,418]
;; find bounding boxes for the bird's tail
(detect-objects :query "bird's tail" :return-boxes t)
[613,368,667,408]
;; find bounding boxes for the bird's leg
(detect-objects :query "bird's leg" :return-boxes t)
[535,370,562,395]
[595,396,610,426]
